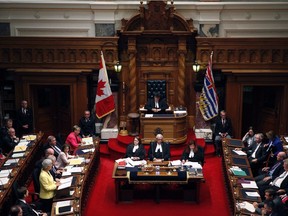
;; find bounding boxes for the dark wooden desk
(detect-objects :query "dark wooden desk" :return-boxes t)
[51,138,100,216]
[222,138,262,216]
[140,113,187,144]
[112,161,204,204]
[0,132,44,215]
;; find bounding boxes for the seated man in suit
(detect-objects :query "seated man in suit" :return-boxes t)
[255,151,286,187]
[214,110,232,157]
[0,118,14,141]
[144,92,168,114]
[148,134,170,161]
[16,186,48,216]
[258,158,288,199]
[42,135,62,158]
[238,133,268,176]
[2,127,19,155]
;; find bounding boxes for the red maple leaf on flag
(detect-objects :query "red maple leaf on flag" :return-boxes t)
[97,80,106,96]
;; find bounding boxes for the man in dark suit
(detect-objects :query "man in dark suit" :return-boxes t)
[42,135,62,158]
[144,92,169,114]
[0,118,13,140]
[214,110,233,156]
[16,186,47,216]
[255,151,286,187]
[2,127,19,155]
[258,158,288,199]
[243,133,268,176]
[79,110,96,137]
[16,100,33,137]
[148,134,170,161]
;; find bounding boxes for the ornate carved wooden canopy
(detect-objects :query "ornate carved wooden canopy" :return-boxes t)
[121,0,196,34]
[118,1,198,118]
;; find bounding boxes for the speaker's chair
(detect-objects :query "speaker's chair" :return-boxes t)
[147,80,166,100]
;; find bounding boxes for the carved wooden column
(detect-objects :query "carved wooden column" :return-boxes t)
[128,38,137,113]
[177,38,187,106]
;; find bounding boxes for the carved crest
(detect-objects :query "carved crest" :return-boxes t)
[140,1,174,30]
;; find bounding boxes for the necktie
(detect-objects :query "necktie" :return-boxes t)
[53,145,61,155]
[251,144,260,158]
[269,162,281,176]
[189,150,195,158]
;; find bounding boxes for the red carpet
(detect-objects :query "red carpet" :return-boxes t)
[84,154,230,216]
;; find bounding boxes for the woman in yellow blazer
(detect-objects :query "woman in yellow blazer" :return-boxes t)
[39,158,61,213]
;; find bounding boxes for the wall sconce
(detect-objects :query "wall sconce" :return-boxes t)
[192,61,200,73]
[114,61,122,73]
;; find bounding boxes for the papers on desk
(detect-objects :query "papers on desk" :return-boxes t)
[230,166,247,176]
[283,145,288,150]
[13,145,27,152]
[12,152,25,158]
[241,180,258,189]
[4,158,19,166]
[171,160,182,166]
[173,110,187,114]
[18,140,29,146]
[184,162,202,169]
[0,169,12,178]
[82,148,95,153]
[115,158,147,167]
[68,157,84,165]
[58,176,73,190]
[236,201,255,213]
[55,200,73,215]
[245,191,260,197]
[126,158,147,167]
[145,114,153,118]
[284,136,288,142]
[22,135,37,141]
[233,150,247,156]
[82,137,93,145]
[70,167,83,173]
[0,177,9,185]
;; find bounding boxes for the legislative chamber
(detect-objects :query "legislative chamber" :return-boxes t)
[1,0,288,216]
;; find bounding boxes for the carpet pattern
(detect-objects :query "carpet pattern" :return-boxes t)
[84,151,230,216]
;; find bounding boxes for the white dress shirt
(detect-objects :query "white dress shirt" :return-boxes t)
[155,144,162,152]
[132,145,139,153]
[251,143,260,158]
[272,171,288,188]
[189,150,195,158]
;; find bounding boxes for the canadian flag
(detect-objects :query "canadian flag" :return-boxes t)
[95,51,115,119]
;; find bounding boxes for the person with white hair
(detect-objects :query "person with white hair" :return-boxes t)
[148,134,170,161]
[39,159,61,213]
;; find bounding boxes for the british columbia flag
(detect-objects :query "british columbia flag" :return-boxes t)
[199,52,218,121]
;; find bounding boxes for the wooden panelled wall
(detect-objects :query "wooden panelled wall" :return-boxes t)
[196,38,288,138]
[0,37,119,126]
[1,37,288,138]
